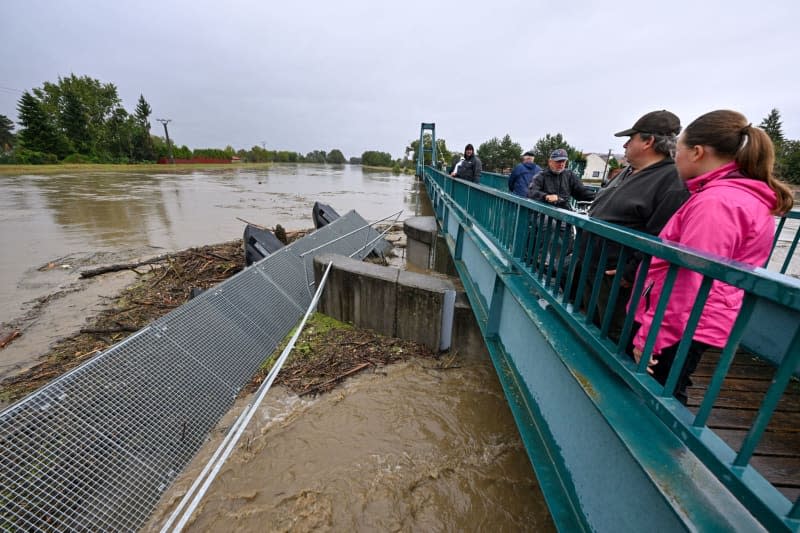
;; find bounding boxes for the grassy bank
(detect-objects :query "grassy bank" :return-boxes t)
[0,162,273,175]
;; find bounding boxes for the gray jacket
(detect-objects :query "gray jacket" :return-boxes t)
[455,155,482,183]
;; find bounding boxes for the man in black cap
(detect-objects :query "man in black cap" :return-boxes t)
[581,110,690,340]
[508,150,542,197]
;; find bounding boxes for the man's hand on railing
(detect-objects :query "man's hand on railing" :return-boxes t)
[545,194,559,203]
[632,347,658,375]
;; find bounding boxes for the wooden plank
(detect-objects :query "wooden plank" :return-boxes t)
[714,429,800,457]
[690,376,800,395]
[693,408,799,432]
[692,363,777,380]
[779,486,799,504]
[748,456,800,487]
[686,389,800,412]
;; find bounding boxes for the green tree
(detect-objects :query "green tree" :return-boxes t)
[0,114,14,151]
[477,137,502,172]
[132,94,155,161]
[530,133,581,166]
[305,150,327,163]
[59,90,91,154]
[327,149,346,164]
[781,140,800,185]
[759,108,784,147]
[498,134,522,172]
[16,91,69,158]
[106,107,133,160]
[407,134,451,168]
[361,150,393,167]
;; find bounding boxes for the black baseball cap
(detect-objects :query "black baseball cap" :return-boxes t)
[614,110,681,137]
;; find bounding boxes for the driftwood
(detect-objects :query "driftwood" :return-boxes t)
[0,330,21,349]
[299,362,372,396]
[79,254,172,279]
[80,325,138,335]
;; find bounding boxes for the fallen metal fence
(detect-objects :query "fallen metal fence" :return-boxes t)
[0,210,385,532]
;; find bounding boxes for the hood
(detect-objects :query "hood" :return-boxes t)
[522,162,539,170]
[688,162,777,211]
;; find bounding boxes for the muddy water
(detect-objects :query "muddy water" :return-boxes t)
[0,164,423,377]
[2,164,554,527]
[148,358,553,532]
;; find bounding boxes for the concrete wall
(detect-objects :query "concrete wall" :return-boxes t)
[404,216,457,276]
[313,254,456,352]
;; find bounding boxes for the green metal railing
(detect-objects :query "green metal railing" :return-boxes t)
[427,166,800,531]
[480,170,799,275]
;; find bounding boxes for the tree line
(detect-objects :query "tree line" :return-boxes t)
[0,74,378,167]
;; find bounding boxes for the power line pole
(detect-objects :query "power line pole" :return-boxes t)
[260,140,267,150]
[157,118,174,164]
[601,148,612,184]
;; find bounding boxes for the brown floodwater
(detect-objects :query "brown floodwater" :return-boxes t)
[0,164,425,378]
[147,357,554,532]
[1,164,553,529]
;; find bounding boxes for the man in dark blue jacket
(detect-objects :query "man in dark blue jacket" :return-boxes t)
[508,151,541,197]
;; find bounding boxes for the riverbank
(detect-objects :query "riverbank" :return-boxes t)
[0,162,274,175]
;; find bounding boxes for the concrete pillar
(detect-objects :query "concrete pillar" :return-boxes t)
[313,253,456,352]
[404,216,438,271]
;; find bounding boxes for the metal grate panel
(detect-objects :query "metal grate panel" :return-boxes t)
[0,211,380,532]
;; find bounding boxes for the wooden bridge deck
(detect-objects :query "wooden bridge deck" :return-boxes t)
[688,350,800,502]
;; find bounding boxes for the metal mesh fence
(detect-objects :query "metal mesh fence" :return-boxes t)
[0,211,383,532]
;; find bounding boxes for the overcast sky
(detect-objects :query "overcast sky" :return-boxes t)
[2,0,799,159]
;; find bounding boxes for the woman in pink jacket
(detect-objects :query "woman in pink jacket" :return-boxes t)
[631,110,794,404]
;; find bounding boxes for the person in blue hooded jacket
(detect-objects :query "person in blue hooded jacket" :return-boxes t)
[508,151,542,197]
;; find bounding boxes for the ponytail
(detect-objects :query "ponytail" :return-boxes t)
[683,110,795,215]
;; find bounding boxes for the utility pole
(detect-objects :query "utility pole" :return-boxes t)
[157,118,174,164]
[260,140,267,150]
[601,148,612,184]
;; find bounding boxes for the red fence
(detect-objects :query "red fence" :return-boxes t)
[157,157,232,164]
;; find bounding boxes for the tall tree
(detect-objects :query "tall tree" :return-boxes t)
[530,133,580,166]
[59,90,91,154]
[498,134,522,172]
[477,137,502,172]
[132,94,155,160]
[0,114,14,151]
[759,108,785,147]
[16,91,68,157]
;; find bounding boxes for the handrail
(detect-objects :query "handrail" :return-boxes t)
[426,166,800,531]
[479,169,799,275]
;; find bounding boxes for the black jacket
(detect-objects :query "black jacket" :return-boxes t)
[527,168,596,209]
[455,155,482,183]
[587,158,689,279]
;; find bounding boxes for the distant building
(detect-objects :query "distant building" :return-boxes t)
[581,152,625,182]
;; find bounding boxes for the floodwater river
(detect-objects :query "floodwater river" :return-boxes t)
[0,163,554,530]
[0,164,426,379]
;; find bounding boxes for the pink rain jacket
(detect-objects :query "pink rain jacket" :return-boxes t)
[632,162,777,354]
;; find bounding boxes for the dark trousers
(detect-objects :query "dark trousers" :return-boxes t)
[628,324,709,405]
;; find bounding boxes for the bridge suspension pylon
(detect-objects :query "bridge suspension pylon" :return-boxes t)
[416,122,437,178]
